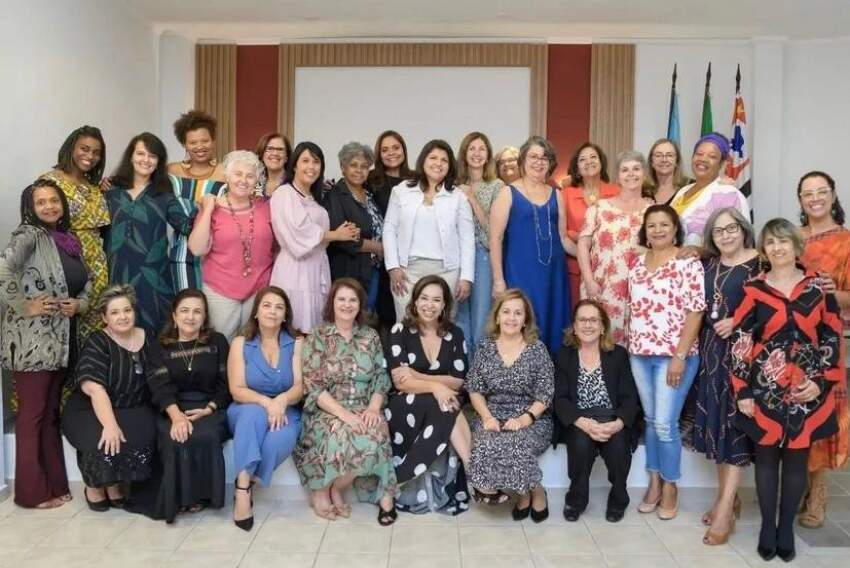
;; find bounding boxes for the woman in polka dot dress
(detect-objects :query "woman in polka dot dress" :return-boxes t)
[385,275,472,514]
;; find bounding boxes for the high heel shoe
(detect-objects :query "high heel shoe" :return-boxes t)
[757,545,777,561]
[512,494,531,521]
[703,518,736,545]
[776,546,796,562]
[233,478,255,531]
[530,489,548,523]
[656,487,679,521]
[701,493,741,526]
[84,487,109,513]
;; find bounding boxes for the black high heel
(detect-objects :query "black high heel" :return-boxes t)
[776,546,795,563]
[233,478,255,531]
[757,545,777,561]
[530,489,549,523]
[512,494,531,521]
[84,487,109,513]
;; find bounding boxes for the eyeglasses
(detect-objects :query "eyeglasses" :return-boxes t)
[576,317,601,325]
[527,154,550,164]
[711,222,741,237]
[265,146,287,155]
[799,188,832,200]
[652,152,677,161]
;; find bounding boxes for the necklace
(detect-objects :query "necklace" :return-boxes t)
[225,193,256,277]
[524,186,553,266]
[181,159,217,180]
[178,339,200,371]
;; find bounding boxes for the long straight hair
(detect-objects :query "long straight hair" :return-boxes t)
[367,130,414,189]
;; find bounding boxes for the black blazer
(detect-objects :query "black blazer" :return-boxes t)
[322,179,375,290]
[552,343,640,445]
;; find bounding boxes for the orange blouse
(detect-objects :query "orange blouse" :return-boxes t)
[562,182,620,276]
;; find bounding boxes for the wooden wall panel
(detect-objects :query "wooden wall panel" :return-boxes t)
[589,44,635,179]
[195,44,237,160]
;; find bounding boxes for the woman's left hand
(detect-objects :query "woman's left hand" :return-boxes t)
[361,407,383,428]
[712,317,735,339]
[666,357,685,387]
[793,380,822,403]
[455,279,472,302]
[185,407,213,421]
[58,298,81,317]
[676,246,702,260]
[502,414,532,431]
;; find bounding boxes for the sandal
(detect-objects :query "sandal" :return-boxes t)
[472,487,510,505]
[333,503,352,518]
[35,498,64,510]
[377,503,398,526]
[187,502,207,514]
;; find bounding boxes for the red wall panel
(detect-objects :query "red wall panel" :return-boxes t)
[236,45,279,150]
[546,45,592,185]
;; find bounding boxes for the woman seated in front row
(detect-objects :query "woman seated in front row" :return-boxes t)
[553,299,639,523]
[467,288,554,522]
[62,285,164,511]
[127,288,231,523]
[227,286,303,531]
[385,274,472,514]
[295,278,399,525]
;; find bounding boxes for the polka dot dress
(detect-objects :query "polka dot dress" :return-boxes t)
[385,322,470,514]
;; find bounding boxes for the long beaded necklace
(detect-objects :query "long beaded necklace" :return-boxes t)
[710,257,754,320]
[225,193,256,277]
[528,187,553,266]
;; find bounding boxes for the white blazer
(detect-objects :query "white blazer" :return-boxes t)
[383,181,476,282]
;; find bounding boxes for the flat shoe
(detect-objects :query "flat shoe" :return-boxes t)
[563,507,583,522]
[84,488,110,513]
[512,503,530,521]
[637,496,661,514]
[605,509,625,523]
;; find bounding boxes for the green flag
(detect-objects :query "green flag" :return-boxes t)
[701,62,713,135]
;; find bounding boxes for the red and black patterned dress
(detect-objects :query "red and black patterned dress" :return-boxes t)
[729,271,843,448]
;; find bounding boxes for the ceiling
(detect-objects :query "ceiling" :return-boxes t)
[127,0,850,41]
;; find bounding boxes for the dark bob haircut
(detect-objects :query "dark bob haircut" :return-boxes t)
[637,204,685,247]
[284,141,326,201]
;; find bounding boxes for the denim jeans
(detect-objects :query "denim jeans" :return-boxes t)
[456,241,492,360]
[630,354,700,482]
[367,266,380,313]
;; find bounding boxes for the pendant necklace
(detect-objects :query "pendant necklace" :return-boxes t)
[179,339,199,371]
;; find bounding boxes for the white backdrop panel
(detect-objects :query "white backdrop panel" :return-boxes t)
[294,67,530,180]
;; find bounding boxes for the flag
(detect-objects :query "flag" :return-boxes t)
[727,64,752,203]
[666,63,681,148]
[700,62,713,136]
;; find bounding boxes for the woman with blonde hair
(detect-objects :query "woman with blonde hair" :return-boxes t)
[468,288,554,521]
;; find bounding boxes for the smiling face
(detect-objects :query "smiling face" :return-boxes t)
[333,285,361,326]
[523,144,550,182]
[294,150,322,189]
[762,232,797,270]
[574,304,604,346]
[691,141,724,183]
[256,292,287,330]
[651,142,678,178]
[577,146,601,180]
[173,297,205,339]
[617,159,645,192]
[496,297,527,337]
[72,135,103,176]
[424,148,450,186]
[102,297,135,335]
[497,154,519,183]
[645,211,677,250]
[799,175,836,224]
[342,155,370,190]
[415,283,445,325]
[131,140,159,179]
[710,212,745,258]
[380,135,405,172]
[262,136,288,173]
[225,161,258,199]
[184,127,214,165]
[32,186,64,228]
[465,137,489,170]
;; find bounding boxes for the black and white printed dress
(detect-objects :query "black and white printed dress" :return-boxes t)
[385,322,470,514]
[467,337,554,493]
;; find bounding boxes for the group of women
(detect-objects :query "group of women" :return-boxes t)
[1,111,847,561]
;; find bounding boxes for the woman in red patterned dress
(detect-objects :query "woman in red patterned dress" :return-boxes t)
[730,218,843,562]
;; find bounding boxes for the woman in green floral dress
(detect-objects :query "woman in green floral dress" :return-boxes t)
[295,278,399,525]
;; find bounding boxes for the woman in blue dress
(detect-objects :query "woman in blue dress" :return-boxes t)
[105,132,193,335]
[226,285,303,531]
[490,136,573,353]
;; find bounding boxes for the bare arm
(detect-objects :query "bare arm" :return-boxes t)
[227,337,273,406]
[187,195,215,256]
[556,192,576,256]
[489,186,512,295]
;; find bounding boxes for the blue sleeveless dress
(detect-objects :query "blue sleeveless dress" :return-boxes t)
[227,333,302,485]
[503,186,570,353]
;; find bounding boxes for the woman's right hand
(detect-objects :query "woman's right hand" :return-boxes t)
[24,294,59,317]
[389,268,409,297]
[170,414,193,443]
[737,398,755,418]
[98,424,126,456]
[264,397,289,431]
[333,221,360,242]
[482,416,501,432]
[432,383,459,413]
[492,279,507,299]
[199,194,217,215]
[584,280,601,300]
[342,411,367,434]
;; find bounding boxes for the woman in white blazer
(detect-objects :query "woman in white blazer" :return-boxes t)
[383,139,475,320]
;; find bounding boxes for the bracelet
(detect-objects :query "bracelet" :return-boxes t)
[206,402,218,413]
[524,410,537,423]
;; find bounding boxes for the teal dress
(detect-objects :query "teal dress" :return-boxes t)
[227,333,302,485]
[104,186,193,335]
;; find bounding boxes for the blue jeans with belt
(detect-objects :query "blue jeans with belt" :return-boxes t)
[456,241,492,360]
[630,354,700,482]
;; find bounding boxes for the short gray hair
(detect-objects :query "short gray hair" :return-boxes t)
[96,284,137,315]
[518,136,557,178]
[613,150,647,176]
[702,207,756,257]
[758,218,805,258]
[223,150,261,177]
[338,142,374,169]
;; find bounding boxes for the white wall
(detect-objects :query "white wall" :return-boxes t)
[294,67,531,180]
[0,0,158,241]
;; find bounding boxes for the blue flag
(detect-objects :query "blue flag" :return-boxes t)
[667,64,681,147]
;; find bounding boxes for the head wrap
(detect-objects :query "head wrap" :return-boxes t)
[693,133,730,159]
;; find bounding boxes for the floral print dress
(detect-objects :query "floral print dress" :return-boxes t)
[579,198,652,345]
[295,323,398,503]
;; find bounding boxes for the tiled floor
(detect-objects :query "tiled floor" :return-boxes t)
[2,471,850,567]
